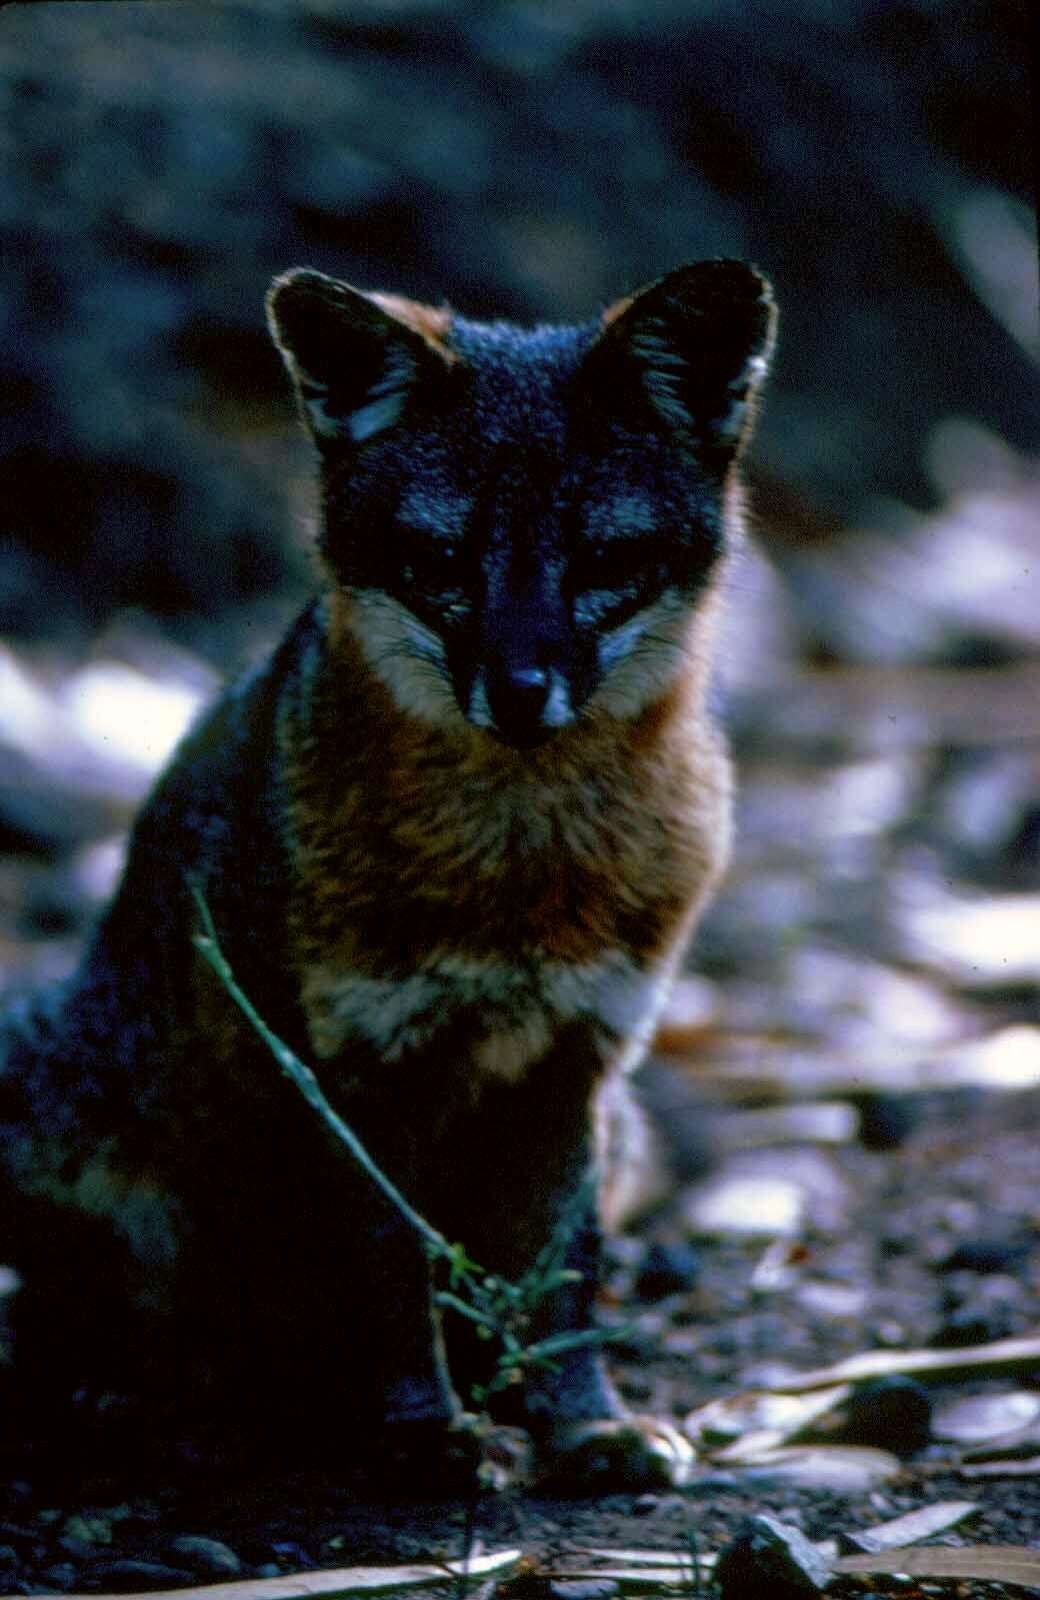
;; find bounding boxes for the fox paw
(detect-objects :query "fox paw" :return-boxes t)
[539,1414,694,1491]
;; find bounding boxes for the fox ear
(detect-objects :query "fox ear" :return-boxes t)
[590,259,776,466]
[266,269,455,447]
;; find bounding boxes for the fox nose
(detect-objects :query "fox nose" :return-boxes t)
[485,664,557,748]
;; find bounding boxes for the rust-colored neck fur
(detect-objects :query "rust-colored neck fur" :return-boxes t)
[279,589,731,976]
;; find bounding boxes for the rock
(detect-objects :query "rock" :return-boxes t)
[60,1514,112,1547]
[715,1514,832,1598]
[933,1266,1028,1347]
[940,1234,1034,1275]
[167,1534,243,1576]
[269,1540,315,1569]
[856,1091,920,1150]
[634,1240,702,1300]
[56,1533,95,1560]
[90,1559,197,1590]
[843,1376,933,1457]
[40,1563,78,1591]
[549,1581,620,1600]
[931,1303,1017,1347]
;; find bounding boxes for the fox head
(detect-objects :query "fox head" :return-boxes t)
[267,260,775,750]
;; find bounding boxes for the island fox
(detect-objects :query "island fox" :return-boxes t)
[0,258,775,1483]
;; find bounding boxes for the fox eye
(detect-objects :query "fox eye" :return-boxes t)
[582,538,653,592]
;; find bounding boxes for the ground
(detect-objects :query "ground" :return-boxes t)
[1,1088,1039,1596]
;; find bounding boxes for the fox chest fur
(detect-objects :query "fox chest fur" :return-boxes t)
[278,588,731,1082]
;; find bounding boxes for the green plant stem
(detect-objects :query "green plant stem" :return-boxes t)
[191,886,449,1262]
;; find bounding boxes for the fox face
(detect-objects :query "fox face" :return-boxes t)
[267,261,775,749]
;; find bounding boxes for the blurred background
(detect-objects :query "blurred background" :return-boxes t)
[0,0,1037,1093]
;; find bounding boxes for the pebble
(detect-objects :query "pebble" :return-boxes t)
[167,1534,243,1576]
[856,1092,920,1150]
[56,1533,95,1559]
[90,1558,197,1590]
[930,1302,1016,1347]
[963,1269,1024,1304]
[843,1376,933,1457]
[634,1240,701,1300]
[549,1582,620,1599]
[940,1235,1033,1275]
[715,1514,832,1598]
[61,1514,112,1547]
[269,1539,315,1569]
[40,1562,78,1591]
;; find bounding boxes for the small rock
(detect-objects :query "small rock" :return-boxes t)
[632,1493,661,1515]
[40,1563,78,1592]
[0,1546,18,1572]
[269,1540,315,1569]
[634,1240,701,1300]
[715,1513,832,1598]
[931,1302,1016,1347]
[856,1092,920,1150]
[940,1235,1033,1275]
[62,1514,112,1547]
[56,1533,95,1559]
[844,1376,933,1456]
[90,1559,196,1590]
[549,1581,620,1600]
[167,1534,242,1576]
[941,1270,1026,1312]
[0,1523,36,1552]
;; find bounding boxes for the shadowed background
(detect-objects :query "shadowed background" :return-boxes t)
[0,0,1035,652]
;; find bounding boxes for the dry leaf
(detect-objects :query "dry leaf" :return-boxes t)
[761,1333,1040,1392]
[685,1383,851,1457]
[553,1565,702,1593]
[819,1499,979,1557]
[934,1389,1040,1444]
[835,1543,1040,1585]
[4,1550,523,1600]
[575,1547,712,1566]
[726,1443,902,1492]
[961,1454,1040,1477]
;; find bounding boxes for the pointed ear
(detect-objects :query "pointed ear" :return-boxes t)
[588,259,776,466]
[266,269,456,448]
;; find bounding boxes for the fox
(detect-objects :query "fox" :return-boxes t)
[0,258,775,1488]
